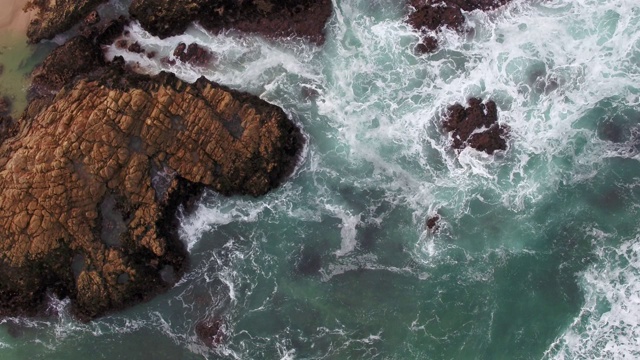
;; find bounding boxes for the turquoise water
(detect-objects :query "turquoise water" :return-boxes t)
[2,0,640,358]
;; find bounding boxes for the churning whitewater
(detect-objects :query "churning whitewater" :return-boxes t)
[1,0,640,358]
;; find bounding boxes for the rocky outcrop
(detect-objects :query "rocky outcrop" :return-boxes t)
[30,36,105,95]
[129,0,333,44]
[425,215,440,232]
[24,0,108,43]
[173,43,215,67]
[443,98,508,154]
[0,34,303,319]
[408,0,512,53]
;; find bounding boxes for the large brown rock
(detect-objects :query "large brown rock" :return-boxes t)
[24,0,109,43]
[129,0,333,44]
[0,46,303,320]
[442,98,508,154]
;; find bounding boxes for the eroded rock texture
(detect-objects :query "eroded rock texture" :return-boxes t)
[408,0,512,53]
[0,47,302,320]
[443,98,508,154]
[130,0,333,44]
[0,97,14,146]
[24,0,109,43]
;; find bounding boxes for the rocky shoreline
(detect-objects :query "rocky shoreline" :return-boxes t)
[0,0,513,325]
[129,0,334,44]
[0,0,312,321]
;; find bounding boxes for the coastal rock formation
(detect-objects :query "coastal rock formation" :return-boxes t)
[129,0,333,44]
[408,0,512,53]
[173,42,215,67]
[443,98,508,154]
[0,37,303,319]
[24,0,108,43]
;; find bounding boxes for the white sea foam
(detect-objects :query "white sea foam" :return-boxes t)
[545,232,640,359]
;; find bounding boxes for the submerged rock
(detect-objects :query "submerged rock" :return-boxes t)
[129,0,333,44]
[296,246,322,275]
[195,318,225,347]
[0,37,303,320]
[442,98,508,154]
[408,0,512,53]
[24,0,109,43]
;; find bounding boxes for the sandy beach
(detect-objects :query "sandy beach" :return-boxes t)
[0,0,33,34]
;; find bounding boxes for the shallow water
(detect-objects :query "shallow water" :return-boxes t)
[2,0,640,358]
[0,32,53,116]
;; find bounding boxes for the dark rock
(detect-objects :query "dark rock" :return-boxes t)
[0,96,11,116]
[160,57,177,67]
[407,0,513,53]
[0,115,15,146]
[84,11,101,26]
[415,36,438,54]
[195,318,224,347]
[0,95,15,145]
[296,247,322,275]
[115,39,129,49]
[426,214,440,232]
[358,224,379,251]
[24,0,109,43]
[30,36,105,96]
[173,43,186,57]
[129,0,333,44]
[128,42,144,54]
[442,98,508,154]
[301,85,319,100]
[147,51,156,59]
[94,17,130,46]
[598,121,625,143]
[408,2,465,31]
[173,43,214,67]
[0,37,304,320]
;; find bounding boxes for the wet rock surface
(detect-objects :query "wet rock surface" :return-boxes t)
[0,36,303,319]
[173,43,215,67]
[426,215,440,232]
[129,0,333,44]
[443,98,508,154]
[30,36,105,95]
[24,0,109,43]
[408,0,512,53]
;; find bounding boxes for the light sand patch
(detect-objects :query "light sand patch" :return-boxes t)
[0,0,34,34]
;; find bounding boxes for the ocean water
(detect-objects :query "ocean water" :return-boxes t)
[1,0,640,358]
